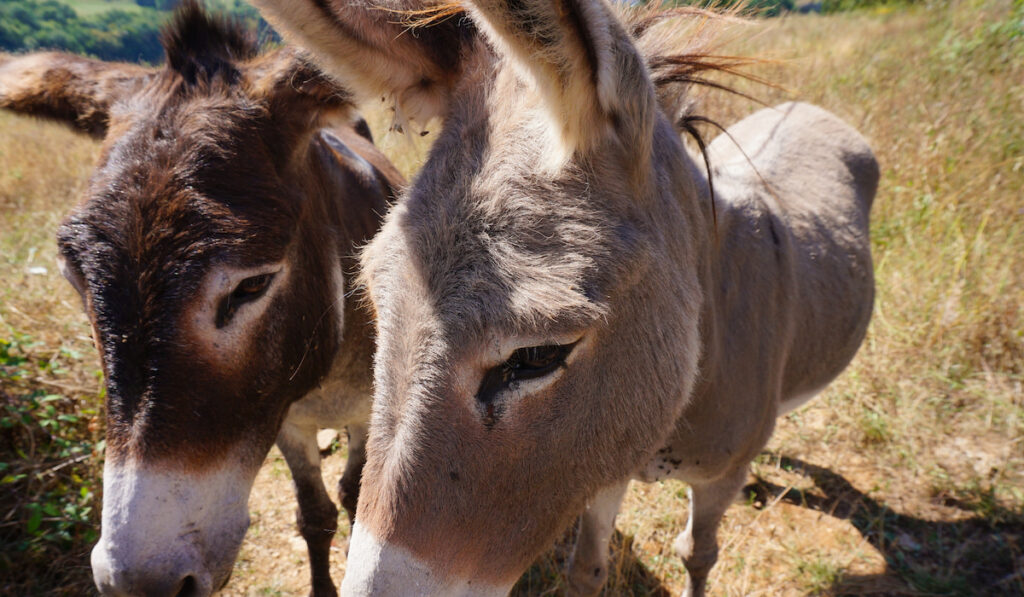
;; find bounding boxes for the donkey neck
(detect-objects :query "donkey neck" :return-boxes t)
[300,126,391,395]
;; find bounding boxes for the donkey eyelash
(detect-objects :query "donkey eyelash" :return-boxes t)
[476,341,579,407]
[215,272,277,328]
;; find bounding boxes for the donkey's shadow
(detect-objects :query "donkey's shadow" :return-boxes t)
[744,454,1024,596]
[511,454,1022,596]
[511,527,671,596]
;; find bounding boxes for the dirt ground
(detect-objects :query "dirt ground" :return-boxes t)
[220,408,1022,596]
[223,443,350,597]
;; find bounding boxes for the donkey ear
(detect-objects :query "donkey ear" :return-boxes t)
[246,48,360,151]
[250,0,476,124]
[250,49,354,115]
[0,52,151,139]
[464,0,655,159]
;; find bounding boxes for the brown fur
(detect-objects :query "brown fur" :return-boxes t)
[0,52,151,137]
[1,3,402,596]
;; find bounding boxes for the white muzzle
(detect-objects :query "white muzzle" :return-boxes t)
[91,459,253,597]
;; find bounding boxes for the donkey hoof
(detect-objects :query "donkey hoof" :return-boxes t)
[672,531,692,560]
[566,564,608,597]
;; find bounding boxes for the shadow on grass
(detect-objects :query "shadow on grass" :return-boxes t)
[746,455,1024,596]
[511,528,671,596]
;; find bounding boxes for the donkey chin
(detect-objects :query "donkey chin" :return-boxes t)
[90,456,257,597]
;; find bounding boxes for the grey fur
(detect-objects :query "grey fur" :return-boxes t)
[253,1,878,595]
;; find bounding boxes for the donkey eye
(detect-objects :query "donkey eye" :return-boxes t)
[476,341,578,406]
[216,273,276,328]
[506,344,574,378]
[233,274,273,299]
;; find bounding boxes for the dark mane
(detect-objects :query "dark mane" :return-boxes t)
[160,0,259,86]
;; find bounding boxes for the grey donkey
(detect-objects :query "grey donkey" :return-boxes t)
[250,0,879,595]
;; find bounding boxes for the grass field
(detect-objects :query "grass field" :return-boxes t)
[58,0,147,17]
[1,0,1021,595]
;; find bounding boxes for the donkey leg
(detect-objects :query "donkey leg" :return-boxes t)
[674,467,748,597]
[337,423,367,528]
[566,481,630,597]
[277,421,339,597]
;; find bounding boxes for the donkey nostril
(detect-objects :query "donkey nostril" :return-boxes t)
[174,575,198,597]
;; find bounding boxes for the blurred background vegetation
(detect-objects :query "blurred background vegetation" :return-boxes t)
[0,0,928,65]
[0,0,273,63]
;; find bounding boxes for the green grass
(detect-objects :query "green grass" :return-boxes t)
[58,0,145,17]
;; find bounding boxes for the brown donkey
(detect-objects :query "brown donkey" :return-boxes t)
[253,0,878,595]
[0,4,402,596]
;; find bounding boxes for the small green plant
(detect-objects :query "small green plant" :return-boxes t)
[822,0,924,13]
[0,333,105,594]
[859,407,892,445]
[796,556,844,594]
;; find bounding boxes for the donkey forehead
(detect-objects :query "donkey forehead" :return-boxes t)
[363,81,649,335]
[365,183,639,340]
[57,187,293,303]
[105,93,274,176]
[59,102,298,261]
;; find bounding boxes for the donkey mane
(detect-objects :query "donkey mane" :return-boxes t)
[159,1,353,111]
[402,1,760,133]
[625,5,770,122]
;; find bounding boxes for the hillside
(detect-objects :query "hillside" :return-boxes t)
[0,0,268,63]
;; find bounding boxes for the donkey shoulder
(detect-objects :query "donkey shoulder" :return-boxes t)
[708,102,878,229]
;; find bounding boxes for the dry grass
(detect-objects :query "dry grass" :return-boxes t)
[0,0,1021,595]
[569,1,1023,595]
[0,110,107,594]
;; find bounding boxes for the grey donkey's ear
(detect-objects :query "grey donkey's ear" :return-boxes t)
[464,0,656,162]
[0,52,152,139]
[250,0,477,125]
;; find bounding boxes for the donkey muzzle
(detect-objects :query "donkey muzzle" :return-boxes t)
[340,522,510,597]
[91,459,253,596]
[91,541,213,597]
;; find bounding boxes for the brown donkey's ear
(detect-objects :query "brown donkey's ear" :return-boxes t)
[0,52,152,139]
[464,0,656,162]
[245,48,360,154]
[250,0,477,125]
[250,49,354,117]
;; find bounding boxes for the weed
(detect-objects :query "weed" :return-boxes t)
[859,408,892,445]
[0,333,104,594]
[796,556,845,594]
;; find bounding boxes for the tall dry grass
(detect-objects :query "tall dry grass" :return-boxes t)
[0,111,106,593]
[579,1,1021,594]
[0,0,1020,595]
